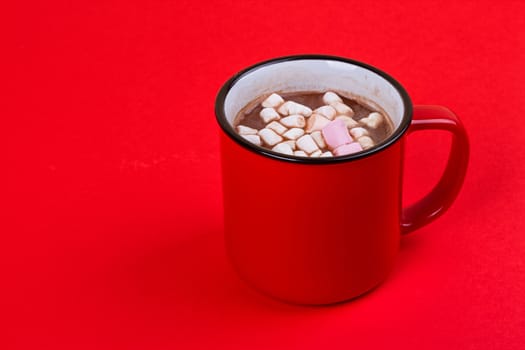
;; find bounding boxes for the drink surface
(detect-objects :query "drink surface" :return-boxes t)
[234,91,394,157]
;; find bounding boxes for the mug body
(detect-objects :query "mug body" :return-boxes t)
[215,55,412,304]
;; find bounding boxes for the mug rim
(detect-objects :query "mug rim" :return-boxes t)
[215,54,413,164]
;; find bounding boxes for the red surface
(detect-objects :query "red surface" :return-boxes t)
[3,1,525,349]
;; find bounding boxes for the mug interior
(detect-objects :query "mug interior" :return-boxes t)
[217,56,412,162]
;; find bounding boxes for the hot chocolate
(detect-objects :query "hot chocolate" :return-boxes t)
[233,91,394,157]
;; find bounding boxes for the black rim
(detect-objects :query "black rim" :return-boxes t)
[215,54,413,164]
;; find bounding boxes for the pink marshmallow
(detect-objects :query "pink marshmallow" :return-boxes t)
[321,119,354,150]
[333,142,363,156]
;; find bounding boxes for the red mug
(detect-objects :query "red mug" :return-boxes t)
[215,55,469,305]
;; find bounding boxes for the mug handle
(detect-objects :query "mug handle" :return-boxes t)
[401,105,469,234]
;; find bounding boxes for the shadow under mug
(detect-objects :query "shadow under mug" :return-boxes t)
[215,55,469,305]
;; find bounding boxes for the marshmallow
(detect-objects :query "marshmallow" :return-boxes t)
[260,107,280,123]
[322,91,343,104]
[333,142,363,156]
[236,125,258,135]
[280,114,306,128]
[281,140,297,150]
[349,127,369,139]
[322,119,354,150]
[241,134,262,146]
[320,151,333,157]
[360,112,383,128]
[272,142,294,155]
[266,121,287,135]
[262,93,284,108]
[357,136,375,150]
[331,101,354,117]
[310,131,326,149]
[335,115,359,128]
[296,134,320,154]
[283,127,305,140]
[294,150,308,157]
[305,114,331,133]
[310,150,322,157]
[313,105,336,120]
[259,128,283,146]
[278,101,312,117]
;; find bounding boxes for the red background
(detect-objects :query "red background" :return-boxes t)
[3,1,525,349]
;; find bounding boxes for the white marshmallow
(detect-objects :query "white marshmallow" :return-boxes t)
[241,134,262,146]
[322,91,343,104]
[260,107,280,123]
[305,114,331,133]
[360,112,383,128]
[266,121,287,135]
[357,136,375,150]
[258,128,283,146]
[320,151,333,157]
[310,131,326,149]
[294,150,308,157]
[331,101,354,117]
[310,150,322,157]
[262,93,284,108]
[349,127,369,138]
[335,115,359,128]
[236,125,258,135]
[278,101,312,117]
[313,105,336,120]
[296,134,320,154]
[281,140,297,150]
[272,142,294,155]
[283,127,305,140]
[280,114,306,128]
